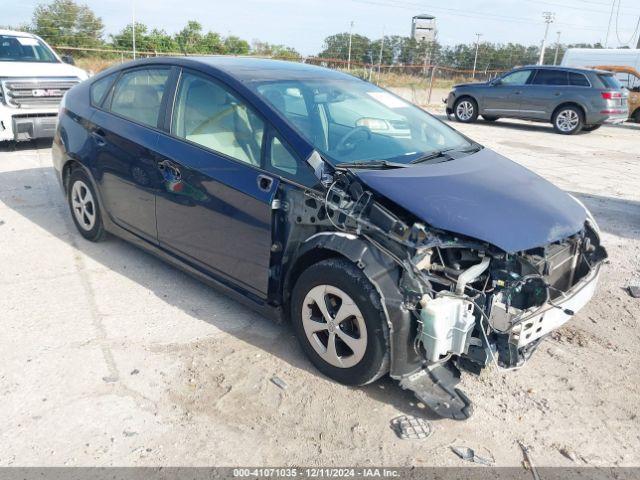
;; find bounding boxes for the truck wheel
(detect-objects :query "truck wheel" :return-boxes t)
[454,97,479,123]
[552,106,583,134]
[290,258,389,386]
[67,169,105,242]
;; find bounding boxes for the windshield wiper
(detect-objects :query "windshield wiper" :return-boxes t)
[410,144,483,164]
[335,160,409,170]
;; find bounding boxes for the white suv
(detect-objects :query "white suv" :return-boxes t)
[0,29,88,142]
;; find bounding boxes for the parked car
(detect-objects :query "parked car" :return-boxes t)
[0,29,88,142]
[445,65,628,134]
[53,58,607,419]
[592,65,640,123]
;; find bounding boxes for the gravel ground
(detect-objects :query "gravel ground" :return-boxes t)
[0,116,639,468]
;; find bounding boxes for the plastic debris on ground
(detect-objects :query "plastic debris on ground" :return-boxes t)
[270,375,288,390]
[450,446,494,466]
[390,415,433,440]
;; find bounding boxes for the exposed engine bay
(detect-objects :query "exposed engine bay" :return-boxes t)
[276,163,608,420]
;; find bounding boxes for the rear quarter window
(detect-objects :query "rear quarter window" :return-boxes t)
[598,74,622,89]
[90,73,117,106]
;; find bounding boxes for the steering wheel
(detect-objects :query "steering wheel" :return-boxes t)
[335,126,372,154]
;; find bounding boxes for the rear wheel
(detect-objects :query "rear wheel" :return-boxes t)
[291,258,389,386]
[552,106,583,134]
[67,169,105,242]
[582,124,602,132]
[633,109,640,123]
[482,115,499,122]
[453,97,478,123]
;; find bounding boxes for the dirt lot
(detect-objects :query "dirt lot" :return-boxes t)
[1,116,639,468]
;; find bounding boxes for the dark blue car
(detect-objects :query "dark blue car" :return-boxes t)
[53,57,606,419]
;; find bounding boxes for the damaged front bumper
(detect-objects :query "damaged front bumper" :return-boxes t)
[282,162,607,421]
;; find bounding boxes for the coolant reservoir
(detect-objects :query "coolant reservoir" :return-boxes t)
[419,296,476,363]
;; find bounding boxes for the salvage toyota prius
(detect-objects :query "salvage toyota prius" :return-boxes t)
[52,57,607,419]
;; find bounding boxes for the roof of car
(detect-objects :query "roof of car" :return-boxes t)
[122,56,356,83]
[0,29,37,38]
[518,64,612,75]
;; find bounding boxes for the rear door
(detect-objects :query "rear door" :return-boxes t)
[522,69,571,120]
[90,66,174,243]
[481,69,534,117]
[154,69,278,297]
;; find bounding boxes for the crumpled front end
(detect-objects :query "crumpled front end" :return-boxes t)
[286,166,607,420]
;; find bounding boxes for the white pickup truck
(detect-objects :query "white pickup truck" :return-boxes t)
[0,29,88,142]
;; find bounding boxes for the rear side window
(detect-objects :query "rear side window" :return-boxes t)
[568,72,590,87]
[109,68,170,128]
[90,73,117,106]
[532,69,568,86]
[598,74,622,90]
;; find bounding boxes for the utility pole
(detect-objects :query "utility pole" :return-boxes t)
[472,33,482,79]
[605,0,617,48]
[553,31,562,65]
[637,26,640,48]
[347,21,354,71]
[132,0,136,60]
[376,27,385,84]
[538,11,555,65]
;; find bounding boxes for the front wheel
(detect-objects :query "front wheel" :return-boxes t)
[552,106,583,134]
[290,258,389,386]
[454,98,479,123]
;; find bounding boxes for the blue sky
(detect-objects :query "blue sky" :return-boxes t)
[7,0,640,54]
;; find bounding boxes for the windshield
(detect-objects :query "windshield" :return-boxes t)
[252,77,472,165]
[0,35,58,63]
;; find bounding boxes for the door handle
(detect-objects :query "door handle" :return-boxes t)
[158,160,181,180]
[514,91,522,95]
[91,129,106,146]
[257,174,274,192]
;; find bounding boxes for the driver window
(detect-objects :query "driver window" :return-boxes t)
[500,70,533,86]
[172,72,264,166]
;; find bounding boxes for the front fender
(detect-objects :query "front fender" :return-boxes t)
[294,232,423,378]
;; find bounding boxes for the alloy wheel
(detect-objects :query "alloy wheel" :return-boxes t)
[301,285,368,368]
[71,180,96,231]
[556,109,580,132]
[456,101,474,121]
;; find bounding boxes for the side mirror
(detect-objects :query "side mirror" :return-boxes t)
[491,79,502,86]
[61,54,75,65]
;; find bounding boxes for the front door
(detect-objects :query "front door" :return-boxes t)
[481,69,534,117]
[154,70,278,297]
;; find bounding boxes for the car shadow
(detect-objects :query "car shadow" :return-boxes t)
[0,138,53,152]
[570,191,640,241]
[434,113,559,134]
[1,165,437,420]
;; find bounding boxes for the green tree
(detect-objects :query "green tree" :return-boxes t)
[319,32,372,64]
[31,0,104,50]
[175,20,204,54]
[251,40,300,59]
[223,35,250,55]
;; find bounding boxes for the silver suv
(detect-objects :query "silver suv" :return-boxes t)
[445,66,628,134]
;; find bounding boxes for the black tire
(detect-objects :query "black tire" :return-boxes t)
[633,110,640,123]
[453,97,479,123]
[290,258,389,386]
[582,124,602,132]
[482,115,499,122]
[552,105,584,135]
[67,169,105,242]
